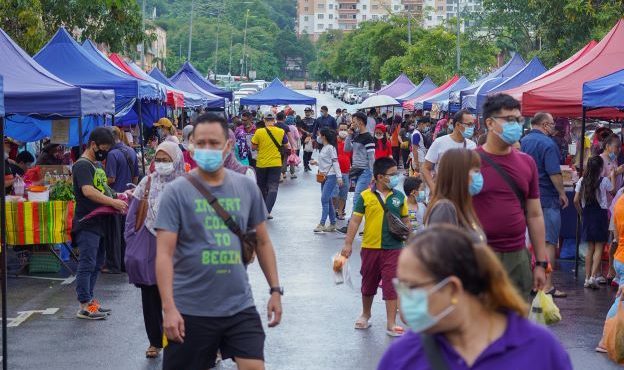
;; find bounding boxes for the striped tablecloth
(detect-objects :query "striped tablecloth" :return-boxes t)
[5,201,74,245]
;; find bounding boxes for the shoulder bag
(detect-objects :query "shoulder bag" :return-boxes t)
[373,191,411,241]
[265,127,287,156]
[478,151,527,217]
[184,174,257,266]
[134,176,152,232]
[420,334,451,370]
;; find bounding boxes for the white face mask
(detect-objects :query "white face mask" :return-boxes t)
[338,131,348,139]
[375,134,384,140]
[154,162,174,176]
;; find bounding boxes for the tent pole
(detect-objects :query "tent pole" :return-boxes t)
[137,100,147,175]
[77,116,84,156]
[111,113,115,126]
[575,107,587,278]
[0,116,8,370]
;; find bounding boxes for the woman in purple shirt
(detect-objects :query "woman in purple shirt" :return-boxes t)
[378,225,572,370]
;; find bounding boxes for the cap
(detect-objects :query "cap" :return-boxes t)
[304,107,313,112]
[241,110,251,117]
[154,117,173,128]
[374,124,387,133]
[264,111,275,120]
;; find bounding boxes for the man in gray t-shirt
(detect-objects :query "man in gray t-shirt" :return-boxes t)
[155,113,282,370]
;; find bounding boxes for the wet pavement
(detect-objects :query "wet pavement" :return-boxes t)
[2,91,622,369]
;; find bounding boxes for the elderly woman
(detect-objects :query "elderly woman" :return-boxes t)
[378,225,572,370]
[125,142,185,359]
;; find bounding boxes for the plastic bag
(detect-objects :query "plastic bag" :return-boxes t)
[602,298,624,364]
[287,152,301,166]
[331,253,353,288]
[529,290,561,325]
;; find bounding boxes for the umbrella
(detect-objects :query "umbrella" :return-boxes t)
[358,95,400,109]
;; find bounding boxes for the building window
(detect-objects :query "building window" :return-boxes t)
[304,6,308,11]
[427,15,432,20]
[318,23,324,29]
[437,15,444,21]
[394,5,399,11]
[362,15,366,20]
[304,16,308,21]
[318,14,324,19]
[328,4,333,9]
[328,23,333,29]
[318,3,324,9]
[437,5,444,10]
[372,14,378,20]
[362,5,367,10]
[372,4,378,10]
[329,14,333,19]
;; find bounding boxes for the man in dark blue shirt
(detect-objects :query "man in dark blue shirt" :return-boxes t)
[312,105,337,139]
[520,112,569,298]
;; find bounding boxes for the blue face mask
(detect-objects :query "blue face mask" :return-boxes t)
[469,171,484,196]
[388,174,401,189]
[397,277,456,332]
[193,148,224,172]
[416,190,426,203]
[462,126,474,139]
[497,121,522,145]
[609,152,616,161]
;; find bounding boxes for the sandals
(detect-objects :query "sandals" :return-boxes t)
[386,326,405,337]
[545,287,567,298]
[145,346,162,358]
[354,316,372,330]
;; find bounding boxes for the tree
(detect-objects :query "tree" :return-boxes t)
[0,0,47,54]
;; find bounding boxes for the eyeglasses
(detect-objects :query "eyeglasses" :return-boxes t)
[492,116,523,124]
[384,172,399,177]
[460,122,476,128]
[392,278,437,293]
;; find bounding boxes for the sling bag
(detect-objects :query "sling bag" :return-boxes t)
[185,174,257,266]
[421,334,451,370]
[373,191,411,241]
[134,176,151,232]
[478,151,527,217]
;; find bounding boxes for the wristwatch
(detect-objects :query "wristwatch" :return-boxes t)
[269,286,284,296]
[535,261,548,269]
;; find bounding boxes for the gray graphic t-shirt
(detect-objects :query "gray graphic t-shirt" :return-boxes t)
[155,170,268,317]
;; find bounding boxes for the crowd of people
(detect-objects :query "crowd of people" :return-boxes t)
[7,88,624,369]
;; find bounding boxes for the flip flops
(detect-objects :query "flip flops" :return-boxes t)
[354,316,372,330]
[386,326,405,337]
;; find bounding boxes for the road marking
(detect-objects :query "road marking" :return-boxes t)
[0,308,59,327]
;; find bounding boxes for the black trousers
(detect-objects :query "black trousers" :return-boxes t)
[140,285,163,348]
[255,166,282,213]
[103,214,125,272]
[401,148,410,168]
[392,147,401,166]
[303,151,313,169]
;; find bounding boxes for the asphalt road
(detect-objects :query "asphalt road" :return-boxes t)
[1,90,622,369]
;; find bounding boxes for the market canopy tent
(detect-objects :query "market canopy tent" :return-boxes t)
[395,77,438,103]
[34,28,154,117]
[107,53,172,105]
[376,73,417,98]
[461,77,505,113]
[487,57,547,97]
[501,40,601,114]
[240,78,316,106]
[147,66,206,108]
[403,75,460,110]
[0,28,114,118]
[0,75,4,117]
[169,72,226,109]
[514,19,624,117]
[170,61,233,100]
[583,69,624,110]
[358,95,400,109]
[422,76,471,111]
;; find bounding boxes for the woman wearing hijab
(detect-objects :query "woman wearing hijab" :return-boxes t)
[125,142,185,359]
[374,124,393,160]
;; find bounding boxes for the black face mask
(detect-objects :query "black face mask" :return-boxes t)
[94,148,108,162]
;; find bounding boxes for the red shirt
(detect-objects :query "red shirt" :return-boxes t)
[472,147,539,252]
[375,139,393,160]
[337,140,352,173]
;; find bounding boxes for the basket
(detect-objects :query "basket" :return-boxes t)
[29,252,61,273]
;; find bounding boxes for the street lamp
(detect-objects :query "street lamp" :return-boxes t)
[456,0,462,73]
[188,0,194,61]
[240,9,250,78]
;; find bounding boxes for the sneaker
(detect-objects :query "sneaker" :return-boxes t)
[337,226,348,234]
[91,299,112,315]
[585,277,599,289]
[290,174,297,179]
[314,224,326,233]
[267,214,274,220]
[584,279,591,288]
[77,303,107,320]
[325,224,337,232]
[596,276,607,284]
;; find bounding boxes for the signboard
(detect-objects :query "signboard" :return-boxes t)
[249,70,257,79]
[50,119,70,144]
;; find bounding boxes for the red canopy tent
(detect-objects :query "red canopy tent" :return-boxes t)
[403,75,459,111]
[503,19,624,118]
[108,53,185,109]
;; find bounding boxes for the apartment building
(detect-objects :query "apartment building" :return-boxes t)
[297,0,481,39]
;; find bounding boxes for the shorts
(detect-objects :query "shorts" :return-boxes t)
[494,249,533,299]
[542,207,561,246]
[163,307,265,370]
[360,248,401,300]
[332,174,349,200]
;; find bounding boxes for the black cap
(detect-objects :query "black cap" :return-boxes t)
[304,107,313,112]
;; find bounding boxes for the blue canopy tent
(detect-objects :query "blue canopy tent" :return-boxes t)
[80,39,165,127]
[582,69,624,110]
[170,61,233,100]
[128,64,205,109]
[0,28,115,368]
[168,72,226,109]
[487,57,547,97]
[376,73,417,98]
[420,76,471,111]
[460,77,505,113]
[240,78,316,106]
[0,75,4,117]
[395,77,438,103]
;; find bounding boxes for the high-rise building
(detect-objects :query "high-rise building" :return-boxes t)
[296,0,482,40]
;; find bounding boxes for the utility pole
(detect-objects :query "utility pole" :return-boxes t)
[407,10,411,44]
[240,9,250,78]
[141,0,146,69]
[214,9,221,75]
[228,33,233,75]
[456,0,461,73]
[188,0,194,61]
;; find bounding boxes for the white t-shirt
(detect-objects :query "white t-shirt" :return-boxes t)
[410,130,427,164]
[366,117,377,134]
[575,176,613,209]
[424,134,477,165]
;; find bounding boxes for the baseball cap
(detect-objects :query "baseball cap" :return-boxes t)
[304,107,312,112]
[154,117,173,128]
[264,111,275,120]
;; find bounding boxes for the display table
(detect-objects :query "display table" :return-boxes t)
[5,200,77,274]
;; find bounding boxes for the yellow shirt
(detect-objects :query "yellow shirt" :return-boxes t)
[251,126,286,168]
[353,188,409,249]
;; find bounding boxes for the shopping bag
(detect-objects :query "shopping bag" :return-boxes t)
[539,290,562,324]
[529,291,546,325]
[603,298,624,364]
[331,253,353,288]
[287,152,301,166]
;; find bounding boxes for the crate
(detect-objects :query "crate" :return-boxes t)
[29,252,61,273]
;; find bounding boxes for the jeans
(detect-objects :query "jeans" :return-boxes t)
[75,230,106,304]
[352,168,373,212]
[320,175,338,225]
[255,166,282,213]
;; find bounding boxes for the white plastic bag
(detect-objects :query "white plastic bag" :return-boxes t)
[332,253,353,288]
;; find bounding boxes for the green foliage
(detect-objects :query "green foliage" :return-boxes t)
[0,0,47,54]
